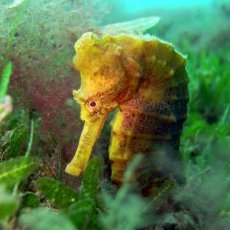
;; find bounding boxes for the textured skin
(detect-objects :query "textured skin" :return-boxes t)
[65,32,189,184]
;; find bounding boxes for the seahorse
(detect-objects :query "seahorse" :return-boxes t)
[65,32,189,184]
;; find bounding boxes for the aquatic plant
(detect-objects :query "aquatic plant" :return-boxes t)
[0,61,12,101]
[177,45,230,229]
[0,61,13,124]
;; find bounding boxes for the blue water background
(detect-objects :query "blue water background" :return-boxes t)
[121,0,214,13]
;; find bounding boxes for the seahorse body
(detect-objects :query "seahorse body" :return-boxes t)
[65,32,189,184]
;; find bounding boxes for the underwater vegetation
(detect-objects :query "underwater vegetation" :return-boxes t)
[0,0,230,229]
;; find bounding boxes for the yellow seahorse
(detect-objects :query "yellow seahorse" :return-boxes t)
[65,32,189,184]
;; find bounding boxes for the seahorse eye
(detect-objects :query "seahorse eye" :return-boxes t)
[89,101,96,107]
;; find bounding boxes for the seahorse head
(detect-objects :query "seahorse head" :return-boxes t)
[73,32,125,122]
